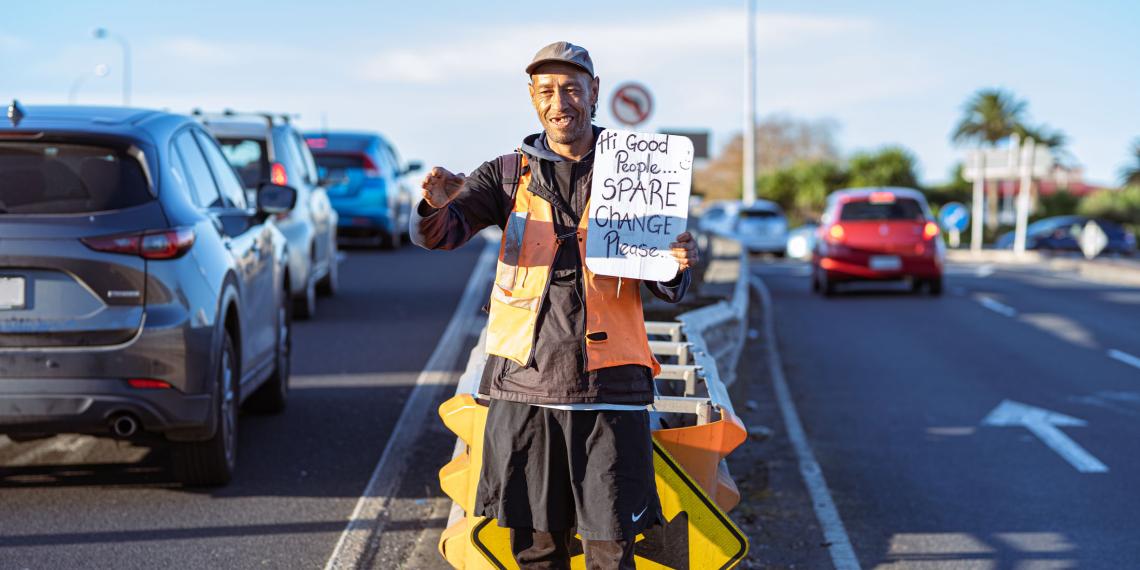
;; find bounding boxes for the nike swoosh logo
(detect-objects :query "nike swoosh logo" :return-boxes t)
[631,505,648,523]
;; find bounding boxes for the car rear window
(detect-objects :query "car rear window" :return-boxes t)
[741,209,780,219]
[0,142,151,215]
[839,198,924,221]
[313,154,365,170]
[217,138,269,190]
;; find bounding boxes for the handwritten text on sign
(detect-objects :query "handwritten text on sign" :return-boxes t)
[586,130,692,281]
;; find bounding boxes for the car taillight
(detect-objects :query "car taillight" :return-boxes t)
[82,228,196,260]
[870,191,896,204]
[128,378,172,389]
[828,224,845,243]
[305,137,327,149]
[923,221,939,239]
[271,162,288,185]
[360,153,382,178]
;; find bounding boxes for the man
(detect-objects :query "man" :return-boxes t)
[412,41,697,569]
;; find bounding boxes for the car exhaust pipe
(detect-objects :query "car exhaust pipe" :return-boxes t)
[110,414,139,438]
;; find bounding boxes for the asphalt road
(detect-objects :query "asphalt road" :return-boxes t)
[754,260,1140,569]
[0,241,483,569]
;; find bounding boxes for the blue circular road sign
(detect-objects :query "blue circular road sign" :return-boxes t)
[939,202,970,232]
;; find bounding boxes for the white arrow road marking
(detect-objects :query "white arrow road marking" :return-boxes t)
[1108,349,1140,372]
[982,400,1108,473]
[977,296,1017,317]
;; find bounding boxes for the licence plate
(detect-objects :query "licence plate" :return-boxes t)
[869,255,901,271]
[0,276,26,309]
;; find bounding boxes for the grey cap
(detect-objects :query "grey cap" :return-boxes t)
[526,41,594,77]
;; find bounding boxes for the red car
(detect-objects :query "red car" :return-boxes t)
[811,187,944,296]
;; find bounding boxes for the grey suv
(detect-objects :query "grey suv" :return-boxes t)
[0,103,297,486]
[198,112,339,319]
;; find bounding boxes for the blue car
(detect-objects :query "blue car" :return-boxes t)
[996,216,1137,255]
[303,132,421,249]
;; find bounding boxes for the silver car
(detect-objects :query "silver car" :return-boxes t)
[0,103,296,486]
[199,112,339,319]
[735,200,789,256]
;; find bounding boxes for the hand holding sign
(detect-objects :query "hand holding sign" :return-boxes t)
[586,130,693,281]
[421,167,466,208]
[669,232,699,276]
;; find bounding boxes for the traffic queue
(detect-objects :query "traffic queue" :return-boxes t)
[0,101,419,486]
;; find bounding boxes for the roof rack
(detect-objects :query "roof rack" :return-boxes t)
[189,109,299,128]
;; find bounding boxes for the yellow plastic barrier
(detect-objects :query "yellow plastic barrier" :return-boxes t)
[437,394,749,569]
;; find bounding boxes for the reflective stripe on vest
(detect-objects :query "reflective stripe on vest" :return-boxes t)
[484,156,661,376]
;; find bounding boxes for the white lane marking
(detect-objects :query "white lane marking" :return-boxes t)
[975,264,995,278]
[751,277,861,570]
[977,296,1017,317]
[1108,349,1140,372]
[982,400,1108,473]
[324,238,497,570]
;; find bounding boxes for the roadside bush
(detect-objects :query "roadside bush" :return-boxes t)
[1035,189,1080,221]
[1078,186,1140,224]
[847,146,920,189]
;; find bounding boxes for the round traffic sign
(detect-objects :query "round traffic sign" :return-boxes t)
[611,82,653,127]
[938,202,970,232]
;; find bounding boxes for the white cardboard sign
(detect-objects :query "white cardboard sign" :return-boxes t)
[586,129,692,281]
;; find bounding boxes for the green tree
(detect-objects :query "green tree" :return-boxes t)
[846,146,920,189]
[1078,186,1140,224]
[952,88,1028,147]
[757,160,846,222]
[1121,139,1140,186]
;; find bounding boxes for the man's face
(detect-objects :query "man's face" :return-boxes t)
[529,62,599,146]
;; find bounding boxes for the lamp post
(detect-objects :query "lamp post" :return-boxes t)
[93,28,131,106]
[68,64,110,105]
[742,0,757,205]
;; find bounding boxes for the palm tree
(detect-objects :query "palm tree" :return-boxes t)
[952,88,1028,147]
[1122,139,1140,186]
[1015,123,1066,150]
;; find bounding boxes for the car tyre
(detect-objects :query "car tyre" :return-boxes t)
[293,274,317,320]
[172,330,238,487]
[929,276,944,297]
[317,239,339,297]
[820,272,836,297]
[245,289,291,414]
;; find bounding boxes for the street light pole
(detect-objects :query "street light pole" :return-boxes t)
[742,0,757,205]
[68,64,110,105]
[93,28,131,106]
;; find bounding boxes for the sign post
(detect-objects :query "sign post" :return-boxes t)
[610,82,653,128]
[586,129,693,282]
[938,202,970,248]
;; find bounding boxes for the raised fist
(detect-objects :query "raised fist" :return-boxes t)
[421,167,466,209]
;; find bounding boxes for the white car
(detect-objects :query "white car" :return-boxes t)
[734,200,788,256]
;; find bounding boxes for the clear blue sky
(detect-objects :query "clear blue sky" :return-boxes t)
[3,0,1137,186]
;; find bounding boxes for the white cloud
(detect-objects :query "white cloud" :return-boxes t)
[357,9,871,84]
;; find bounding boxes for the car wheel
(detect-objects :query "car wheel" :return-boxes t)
[821,272,836,297]
[245,290,291,414]
[929,276,944,297]
[293,273,317,320]
[810,269,820,293]
[172,330,238,487]
[317,243,339,297]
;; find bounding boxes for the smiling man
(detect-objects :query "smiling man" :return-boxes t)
[412,41,697,569]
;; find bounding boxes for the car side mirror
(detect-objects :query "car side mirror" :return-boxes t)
[257,182,297,215]
[403,161,423,176]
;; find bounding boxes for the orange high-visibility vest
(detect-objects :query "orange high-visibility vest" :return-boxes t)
[485,156,661,376]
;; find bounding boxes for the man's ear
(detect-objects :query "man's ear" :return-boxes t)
[528,79,536,100]
[590,75,600,107]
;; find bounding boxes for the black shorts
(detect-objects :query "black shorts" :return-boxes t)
[473,399,663,541]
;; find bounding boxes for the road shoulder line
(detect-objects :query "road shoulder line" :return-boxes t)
[751,276,861,570]
[323,239,498,570]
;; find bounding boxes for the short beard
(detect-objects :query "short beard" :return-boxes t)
[545,118,593,145]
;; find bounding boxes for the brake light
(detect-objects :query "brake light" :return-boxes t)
[128,378,172,389]
[82,228,196,260]
[828,224,845,242]
[271,162,288,185]
[870,192,896,204]
[923,221,940,239]
[359,153,382,178]
[305,137,327,149]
